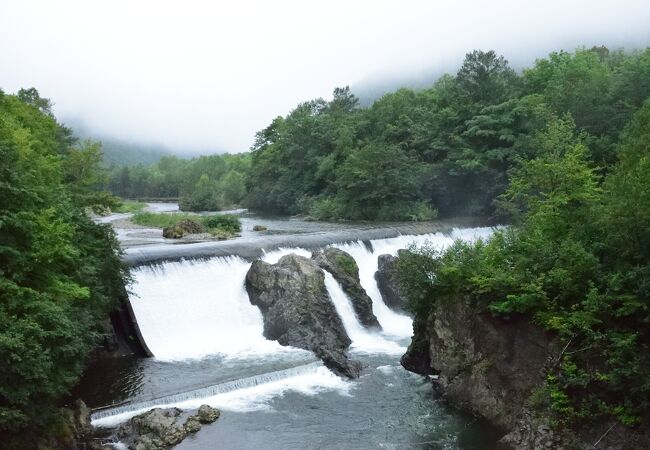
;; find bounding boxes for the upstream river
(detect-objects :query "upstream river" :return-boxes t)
[77,204,501,449]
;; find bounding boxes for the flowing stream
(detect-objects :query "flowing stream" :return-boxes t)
[80,224,498,449]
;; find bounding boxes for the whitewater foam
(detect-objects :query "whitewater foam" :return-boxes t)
[91,363,350,427]
[128,256,307,361]
[323,271,405,355]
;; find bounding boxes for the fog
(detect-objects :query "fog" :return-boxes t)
[1,0,649,154]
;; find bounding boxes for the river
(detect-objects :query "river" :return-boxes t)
[78,205,501,449]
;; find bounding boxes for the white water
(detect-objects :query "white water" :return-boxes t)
[92,362,350,428]
[129,256,307,361]
[323,272,405,355]
[334,227,494,338]
[115,228,494,428]
[129,228,494,361]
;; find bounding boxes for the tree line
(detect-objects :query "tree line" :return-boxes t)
[107,46,650,221]
[107,153,250,211]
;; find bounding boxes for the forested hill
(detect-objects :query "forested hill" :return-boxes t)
[245,47,650,221]
[106,47,650,221]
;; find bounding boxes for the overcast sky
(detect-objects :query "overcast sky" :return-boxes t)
[1,0,650,154]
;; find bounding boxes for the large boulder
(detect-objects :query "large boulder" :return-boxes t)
[162,219,203,239]
[375,252,408,310]
[245,254,361,378]
[312,248,380,329]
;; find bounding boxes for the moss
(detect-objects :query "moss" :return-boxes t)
[335,254,358,278]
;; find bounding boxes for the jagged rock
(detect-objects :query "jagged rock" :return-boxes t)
[162,219,203,239]
[197,405,220,424]
[72,399,92,439]
[375,252,408,310]
[252,224,267,231]
[401,294,551,432]
[245,254,361,378]
[400,317,433,376]
[312,247,380,329]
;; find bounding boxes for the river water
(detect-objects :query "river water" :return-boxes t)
[80,207,501,449]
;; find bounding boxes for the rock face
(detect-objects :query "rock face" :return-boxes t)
[402,293,650,450]
[401,294,551,432]
[311,248,380,329]
[162,219,203,239]
[245,254,361,378]
[116,405,220,450]
[374,252,408,310]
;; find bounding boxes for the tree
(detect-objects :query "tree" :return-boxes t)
[456,50,517,106]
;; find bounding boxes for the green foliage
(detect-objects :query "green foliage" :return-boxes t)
[107,152,251,211]
[132,211,241,236]
[334,254,358,278]
[0,89,128,441]
[202,214,241,233]
[246,47,650,221]
[398,110,650,428]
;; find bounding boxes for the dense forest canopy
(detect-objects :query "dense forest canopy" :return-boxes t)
[397,99,650,428]
[107,153,250,211]
[0,88,126,445]
[107,46,650,220]
[244,47,650,220]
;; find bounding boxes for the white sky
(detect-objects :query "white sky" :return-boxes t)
[1,0,650,153]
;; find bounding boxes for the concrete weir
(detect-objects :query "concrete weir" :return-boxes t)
[122,219,486,267]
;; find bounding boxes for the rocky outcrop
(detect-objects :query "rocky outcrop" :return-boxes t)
[375,252,408,310]
[401,294,650,449]
[116,405,220,450]
[311,248,380,329]
[162,219,203,239]
[401,294,551,436]
[245,254,361,378]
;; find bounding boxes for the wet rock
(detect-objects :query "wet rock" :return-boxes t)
[245,254,361,378]
[117,407,188,449]
[400,317,433,376]
[183,416,202,434]
[401,292,552,446]
[162,219,203,239]
[252,224,267,231]
[375,252,408,310]
[197,404,220,423]
[312,247,380,329]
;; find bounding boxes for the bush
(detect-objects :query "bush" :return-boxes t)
[202,214,241,233]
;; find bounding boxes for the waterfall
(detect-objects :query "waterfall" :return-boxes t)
[334,227,494,338]
[105,227,494,427]
[323,271,405,354]
[128,228,494,361]
[128,256,307,361]
[92,362,349,428]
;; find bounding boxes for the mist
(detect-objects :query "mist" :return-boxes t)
[1,0,649,154]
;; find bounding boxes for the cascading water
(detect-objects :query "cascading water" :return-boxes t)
[333,227,494,338]
[96,227,496,437]
[323,271,405,355]
[128,255,305,361]
[91,362,348,428]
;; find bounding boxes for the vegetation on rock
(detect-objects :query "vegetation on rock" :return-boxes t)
[398,102,650,430]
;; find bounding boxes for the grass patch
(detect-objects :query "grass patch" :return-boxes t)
[132,211,197,228]
[114,200,148,213]
[132,212,242,238]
